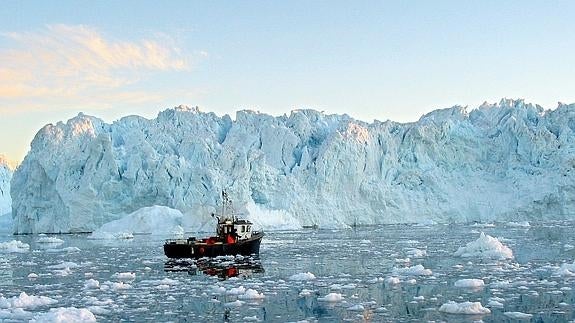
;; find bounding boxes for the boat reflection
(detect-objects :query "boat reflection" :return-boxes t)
[164,256,264,280]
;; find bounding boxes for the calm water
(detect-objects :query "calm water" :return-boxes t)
[1,222,575,322]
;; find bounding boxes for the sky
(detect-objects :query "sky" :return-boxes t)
[1,1,574,165]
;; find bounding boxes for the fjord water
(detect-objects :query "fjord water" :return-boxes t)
[1,223,574,322]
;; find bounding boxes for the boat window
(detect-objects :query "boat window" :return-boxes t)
[247,226,251,232]
[240,226,246,233]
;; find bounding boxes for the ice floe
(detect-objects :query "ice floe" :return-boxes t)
[454,279,485,288]
[392,264,432,276]
[438,301,491,314]
[289,272,316,281]
[0,240,29,253]
[36,237,64,244]
[503,311,533,319]
[318,293,343,302]
[0,292,58,309]
[31,307,96,322]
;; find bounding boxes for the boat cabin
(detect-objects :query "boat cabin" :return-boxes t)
[217,218,253,241]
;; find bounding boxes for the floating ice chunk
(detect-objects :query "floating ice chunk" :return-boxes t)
[564,244,574,251]
[211,286,226,295]
[413,296,425,301]
[385,277,401,285]
[506,221,530,228]
[392,264,432,276]
[454,232,513,260]
[112,272,136,281]
[111,282,132,290]
[243,316,259,322]
[454,279,485,288]
[471,223,495,228]
[318,293,343,302]
[90,205,188,237]
[227,286,246,295]
[36,237,64,244]
[31,307,96,322]
[360,239,372,244]
[347,304,365,311]
[438,301,491,314]
[487,300,504,308]
[84,279,100,289]
[504,311,533,319]
[289,272,316,281]
[299,289,314,297]
[341,283,356,289]
[47,262,80,270]
[555,262,575,276]
[224,300,244,307]
[368,277,385,283]
[406,248,427,258]
[27,273,38,279]
[0,240,29,253]
[0,292,58,309]
[238,289,265,300]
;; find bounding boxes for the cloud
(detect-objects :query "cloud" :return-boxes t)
[0,24,200,111]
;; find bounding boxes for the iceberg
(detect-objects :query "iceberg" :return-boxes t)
[10,99,575,233]
[454,232,514,260]
[0,156,12,217]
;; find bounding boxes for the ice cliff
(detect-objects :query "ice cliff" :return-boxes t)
[10,99,575,233]
[0,156,12,216]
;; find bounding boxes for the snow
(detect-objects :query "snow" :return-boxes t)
[0,240,29,253]
[438,301,491,314]
[454,232,514,260]
[10,100,575,233]
[31,307,96,322]
[289,272,316,281]
[454,279,485,288]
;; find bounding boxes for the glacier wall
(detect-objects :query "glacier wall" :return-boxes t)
[0,156,12,216]
[10,99,575,233]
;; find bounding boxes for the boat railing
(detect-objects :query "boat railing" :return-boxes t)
[165,237,196,244]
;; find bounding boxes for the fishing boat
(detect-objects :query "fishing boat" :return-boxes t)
[163,192,264,259]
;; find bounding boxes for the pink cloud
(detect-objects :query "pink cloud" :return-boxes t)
[0,24,200,110]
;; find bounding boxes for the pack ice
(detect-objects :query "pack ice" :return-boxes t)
[10,99,575,233]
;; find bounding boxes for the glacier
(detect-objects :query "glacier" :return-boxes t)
[9,98,575,234]
[0,156,13,217]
